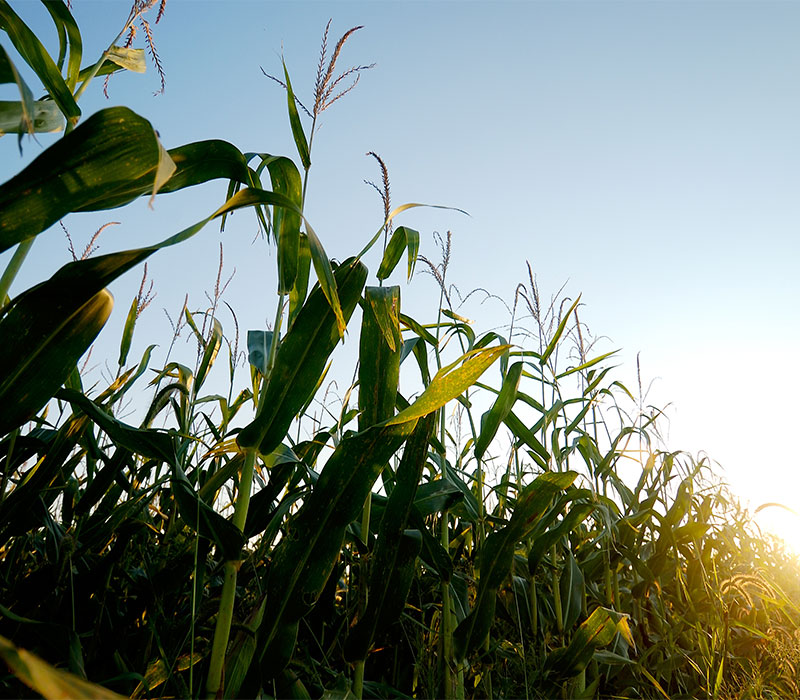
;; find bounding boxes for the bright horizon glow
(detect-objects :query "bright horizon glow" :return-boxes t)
[2,1,799,553]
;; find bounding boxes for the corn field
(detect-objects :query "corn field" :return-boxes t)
[1,4,799,699]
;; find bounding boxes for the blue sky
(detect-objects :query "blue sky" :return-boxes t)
[3,1,799,545]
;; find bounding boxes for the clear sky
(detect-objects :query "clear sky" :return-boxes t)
[2,1,799,546]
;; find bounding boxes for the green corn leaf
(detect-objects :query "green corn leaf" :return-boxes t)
[194,317,222,392]
[559,550,585,631]
[209,187,345,333]
[453,470,577,661]
[42,0,82,91]
[0,45,51,138]
[357,201,468,261]
[170,467,246,560]
[0,109,262,251]
[0,1,80,123]
[386,345,511,426]
[117,296,138,367]
[236,259,367,454]
[57,389,177,466]
[0,287,112,435]
[360,286,402,433]
[474,360,522,461]
[528,503,594,572]
[345,414,435,661]
[305,220,345,333]
[377,226,420,281]
[0,175,310,434]
[0,41,17,83]
[0,98,64,135]
[540,296,581,366]
[256,419,420,676]
[58,388,244,559]
[0,415,86,543]
[543,607,627,683]
[264,156,302,293]
[288,232,311,327]
[0,107,164,251]
[504,410,549,466]
[413,479,463,517]
[282,60,310,170]
[399,312,438,346]
[346,530,422,663]
[363,285,401,354]
[555,349,618,380]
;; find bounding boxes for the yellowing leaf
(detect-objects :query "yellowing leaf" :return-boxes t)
[0,635,127,700]
[386,345,511,426]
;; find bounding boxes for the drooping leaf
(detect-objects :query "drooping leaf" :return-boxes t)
[0,107,163,250]
[474,360,522,461]
[0,98,65,134]
[542,607,628,683]
[105,45,146,74]
[377,226,420,281]
[0,288,112,435]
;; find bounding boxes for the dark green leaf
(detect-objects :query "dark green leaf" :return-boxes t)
[237,259,367,454]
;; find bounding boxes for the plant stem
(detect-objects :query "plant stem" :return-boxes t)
[205,446,258,698]
[0,237,34,305]
[440,508,454,699]
[353,660,365,699]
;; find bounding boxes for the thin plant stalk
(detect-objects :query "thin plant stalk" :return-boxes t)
[0,238,34,305]
[206,445,258,698]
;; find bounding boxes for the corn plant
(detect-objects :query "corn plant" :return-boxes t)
[1,6,799,700]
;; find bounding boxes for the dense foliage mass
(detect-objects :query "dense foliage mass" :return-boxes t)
[1,3,799,698]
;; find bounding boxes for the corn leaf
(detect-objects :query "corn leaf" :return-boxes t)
[105,45,146,74]
[256,419,420,676]
[543,607,626,682]
[282,61,310,170]
[345,414,435,661]
[42,0,82,91]
[0,0,80,123]
[0,634,126,700]
[377,226,420,281]
[264,156,302,293]
[386,345,511,426]
[453,470,577,661]
[474,360,522,460]
[360,286,402,430]
[0,287,112,435]
[236,258,367,454]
